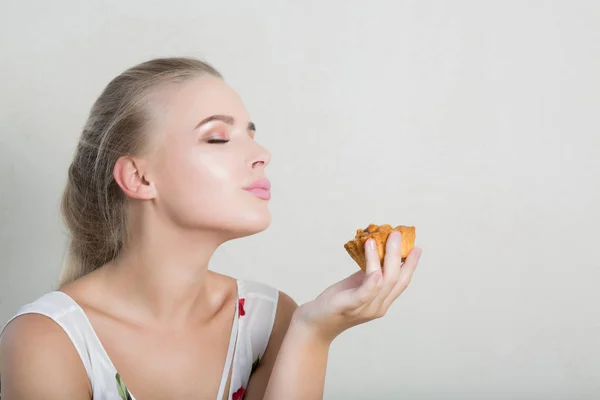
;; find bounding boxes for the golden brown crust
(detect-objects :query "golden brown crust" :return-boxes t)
[344,223,416,271]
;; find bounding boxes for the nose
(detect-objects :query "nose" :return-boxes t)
[250,142,271,169]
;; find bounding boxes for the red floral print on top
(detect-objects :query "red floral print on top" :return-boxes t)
[232,386,246,400]
[238,298,246,317]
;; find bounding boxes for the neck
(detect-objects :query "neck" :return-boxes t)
[104,210,231,328]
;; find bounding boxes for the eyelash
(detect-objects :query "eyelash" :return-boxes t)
[207,139,230,144]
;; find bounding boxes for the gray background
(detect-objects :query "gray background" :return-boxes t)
[1,1,599,398]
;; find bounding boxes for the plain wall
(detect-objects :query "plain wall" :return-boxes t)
[1,1,599,398]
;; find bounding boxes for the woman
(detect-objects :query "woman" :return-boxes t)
[0,57,422,399]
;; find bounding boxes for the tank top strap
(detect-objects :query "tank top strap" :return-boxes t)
[0,291,121,398]
[227,279,279,398]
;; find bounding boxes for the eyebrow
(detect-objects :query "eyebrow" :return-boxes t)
[195,114,256,131]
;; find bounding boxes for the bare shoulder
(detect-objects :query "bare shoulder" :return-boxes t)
[0,313,90,399]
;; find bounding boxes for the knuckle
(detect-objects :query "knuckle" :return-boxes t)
[343,304,361,318]
[347,308,361,318]
[358,292,372,304]
[400,275,412,287]
[358,289,377,306]
[374,307,387,319]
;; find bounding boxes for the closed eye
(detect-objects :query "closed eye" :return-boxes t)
[207,139,230,144]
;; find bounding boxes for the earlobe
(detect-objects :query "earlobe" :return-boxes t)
[113,156,156,200]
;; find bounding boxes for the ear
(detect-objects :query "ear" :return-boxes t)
[113,156,156,200]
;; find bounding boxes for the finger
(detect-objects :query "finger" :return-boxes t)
[333,238,383,311]
[382,231,402,279]
[322,270,365,295]
[333,267,382,311]
[373,231,403,306]
[382,247,422,310]
[364,238,382,276]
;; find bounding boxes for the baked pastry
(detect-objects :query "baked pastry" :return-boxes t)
[344,224,416,271]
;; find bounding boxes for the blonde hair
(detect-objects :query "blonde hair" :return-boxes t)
[58,57,222,287]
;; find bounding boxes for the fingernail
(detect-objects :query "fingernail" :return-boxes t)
[390,231,401,247]
[367,239,376,251]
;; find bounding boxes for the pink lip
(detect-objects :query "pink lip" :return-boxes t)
[244,178,271,200]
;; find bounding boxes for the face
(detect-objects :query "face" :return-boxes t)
[146,75,272,241]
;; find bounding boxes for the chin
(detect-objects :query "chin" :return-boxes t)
[242,212,272,235]
[223,210,271,240]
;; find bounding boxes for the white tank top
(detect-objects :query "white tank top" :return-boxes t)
[0,279,279,400]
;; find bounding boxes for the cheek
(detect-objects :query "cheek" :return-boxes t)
[195,153,236,183]
[158,148,241,209]
[152,146,270,234]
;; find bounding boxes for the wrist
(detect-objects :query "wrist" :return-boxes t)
[290,309,334,349]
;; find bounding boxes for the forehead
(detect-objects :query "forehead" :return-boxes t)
[159,75,250,125]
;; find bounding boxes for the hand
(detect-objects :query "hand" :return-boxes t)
[295,231,422,344]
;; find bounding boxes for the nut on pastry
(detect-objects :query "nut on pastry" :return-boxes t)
[344,224,416,271]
